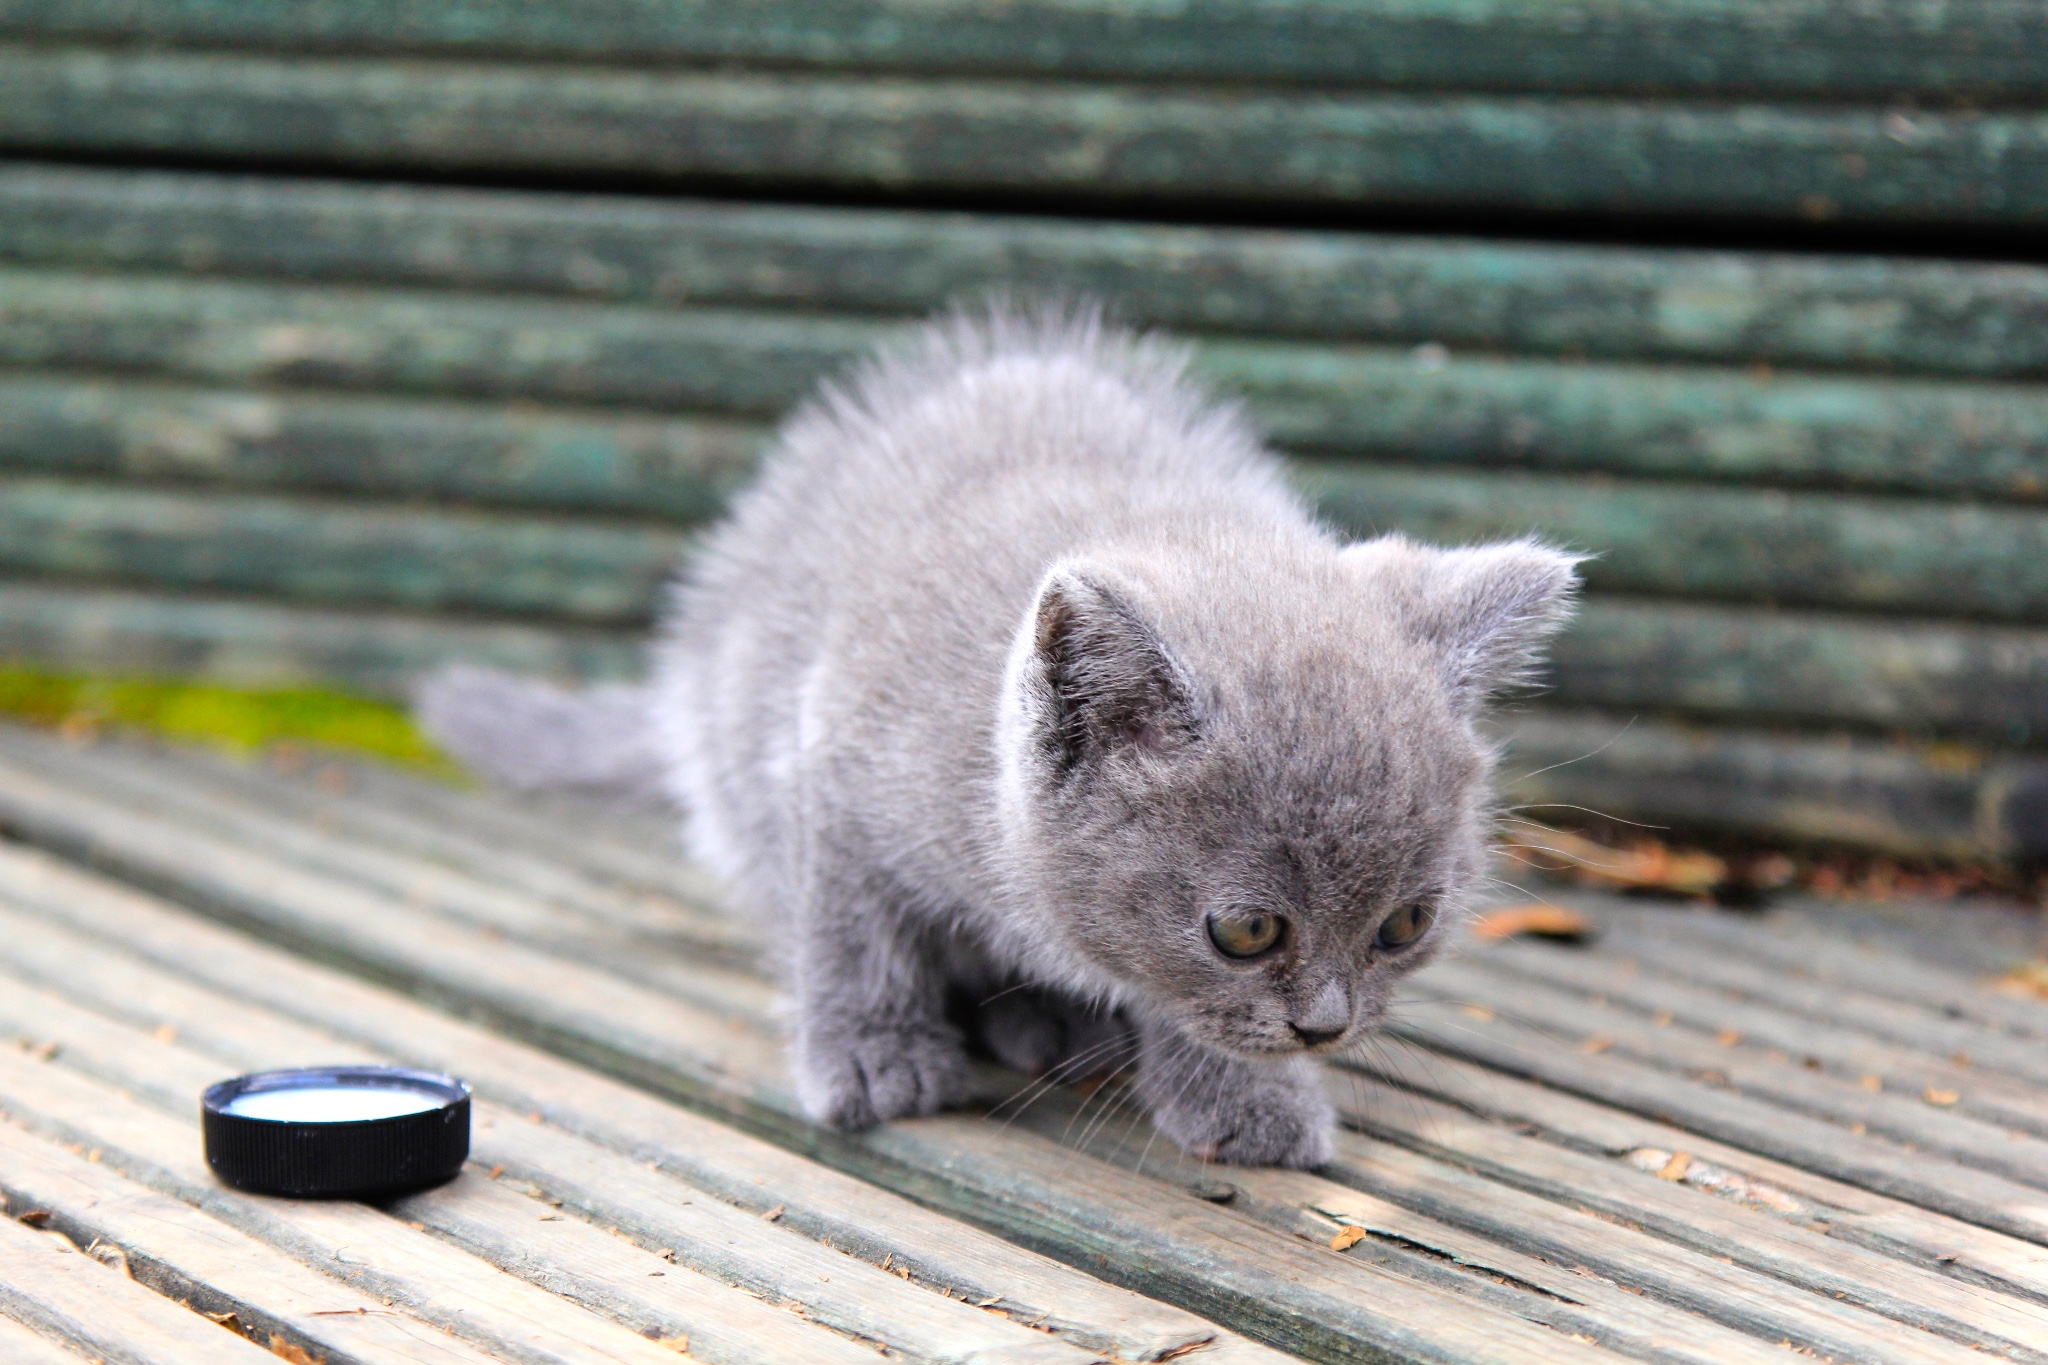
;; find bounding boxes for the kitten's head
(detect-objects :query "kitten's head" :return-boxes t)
[994,533,1579,1059]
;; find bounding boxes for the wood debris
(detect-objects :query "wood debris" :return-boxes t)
[1656,1152,1692,1181]
[1580,1036,1614,1054]
[1328,1225,1368,1252]
[1923,1088,1960,1107]
[1715,1029,1742,1047]
[1994,961,2048,1000]
[269,1333,320,1364]
[760,1204,785,1222]
[1470,904,1597,943]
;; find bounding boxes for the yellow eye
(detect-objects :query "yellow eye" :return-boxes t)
[1206,908,1285,959]
[1376,903,1435,950]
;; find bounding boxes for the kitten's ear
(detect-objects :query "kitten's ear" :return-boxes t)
[1341,534,1582,710]
[1020,564,1196,773]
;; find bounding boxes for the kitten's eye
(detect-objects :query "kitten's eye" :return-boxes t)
[1376,903,1435,950]
[1206,908,1285,959]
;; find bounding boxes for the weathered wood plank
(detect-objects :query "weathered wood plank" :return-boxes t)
[0,748,1634,1364]
[2,0,2045,99]
[11,163,2048,379]
[0,1212,279,1365]
[1388,995,2048,1244]
[0,1311,95,1365]
[1553,600,2048,744]
[1417,958,2048,1188]
[3,47,2047,224]
[22,273,2048,503]
[1495,709,2048,861]
[1305,464,2048,623]
[0,579,641,696]
[0,1122,511,1365]
[1013,1090,2012,1365]
[1336,1042,2048,1307]
[0,479,684,623]
[0,373,764,518]
[0,859,1277,1365]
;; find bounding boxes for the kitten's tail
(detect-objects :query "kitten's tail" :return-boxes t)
[413,665,667,799]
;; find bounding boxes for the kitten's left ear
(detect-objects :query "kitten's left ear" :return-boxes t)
[1341,534,1582,710]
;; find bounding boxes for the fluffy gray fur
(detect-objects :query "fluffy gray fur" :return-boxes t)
[422,304,1579,1168]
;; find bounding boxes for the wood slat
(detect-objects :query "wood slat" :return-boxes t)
[0,1311,95,1365]
[0,1123,510,1365]
[0,1213,280,1365]
[0,479,683,623]
[14,733,2048,1361]
[1496,709,2019,860]
[19,269,2048,504]
[0,740,1649,1364]
[1308,464,2048,623]
[2,47,2046,224]
[1,0,2044,99]
[11,163,2048,379]
[0,372,764,518]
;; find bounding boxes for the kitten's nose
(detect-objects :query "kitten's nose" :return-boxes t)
[1289,981,1351,1047]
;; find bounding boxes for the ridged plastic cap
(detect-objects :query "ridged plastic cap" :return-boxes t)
[202,1066,470,1199]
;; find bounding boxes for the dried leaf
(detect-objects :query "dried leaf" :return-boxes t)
[1471,905,1595,943]
[1858,1075,1883,1093]
[760,1204,785,1222]
[1656,1152,1693,1182]
[657,1336,690,1353]
[1652,1011,1674,1028]
[1580,1036,1614,1054]
[1923,1088,1961,1107]
[1328,1225,1368,1251]
[16,1209,50,1228]
[1994,962,2048,1000]
[269,1333,319,1365]
[204,1310,242,1332]
[1715,1029,1742,1047]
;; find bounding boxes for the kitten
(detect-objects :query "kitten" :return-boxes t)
[420,304,1579,1168]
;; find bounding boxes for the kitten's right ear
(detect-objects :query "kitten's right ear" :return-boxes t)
[1015,564,1197,775]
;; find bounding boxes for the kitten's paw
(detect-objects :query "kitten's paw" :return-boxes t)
[976,988,1132,1079]
[1140,1048,1335,1169]
[796,1023,969,1131]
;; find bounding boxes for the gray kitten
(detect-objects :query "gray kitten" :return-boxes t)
[421,305,1579,1168]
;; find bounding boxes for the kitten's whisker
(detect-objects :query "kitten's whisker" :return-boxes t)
[1502,802,1669,831]
[988,1032,1140,1126]
[1506,717,1635,784]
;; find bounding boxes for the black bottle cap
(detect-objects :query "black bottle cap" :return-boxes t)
[202,1065,470,1199]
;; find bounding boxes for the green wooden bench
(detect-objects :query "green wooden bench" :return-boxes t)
[2,1,2048,860]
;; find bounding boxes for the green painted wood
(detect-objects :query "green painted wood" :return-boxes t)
[1556,600,2048,744]
[4,48,2047,224]
[0,270,881,416]
[0,373,766,518]
[1497,709,2048,860]
[0,480,684,623]
[0,579,640,697]
[1304,464,2048,623]
[17,274,2048,503]
[13,163,2048,379]
[2,0,2044,98]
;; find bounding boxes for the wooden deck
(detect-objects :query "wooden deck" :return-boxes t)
[0,724,2044,1364]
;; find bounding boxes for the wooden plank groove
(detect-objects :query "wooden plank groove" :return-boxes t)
[1462,932,2048,1113]
[0,1047,812,1365]
[0,1122,512,1365]
[0,578,641,698]
[12,163,2048,380]
[0,478,684,624]
[0,971,1099,1365]
[0,1212,280,1365]
[1387,996,2048,1244]
[1590,912,2048,1044]
[1008,1095,2012,1365]
[0,867,1260,1365]
[17,270,2048,502]
[6,725,2046,1258]
[3,0,2044,99]
[1306,463,2048,624]
[1416,958,2048,1188]
[0,1311,96,1365]
[3,47,2048,224]
[0,371,765,519]
[0,749,1635,1363]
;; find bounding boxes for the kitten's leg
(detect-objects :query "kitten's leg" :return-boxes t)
[1134,1015,1334,1168]
[792,878,968,1131]
[975,987,1133,1079]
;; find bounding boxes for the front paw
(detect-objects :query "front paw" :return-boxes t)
[1142,1052,1335,1169]
[796,1021,969,1131]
